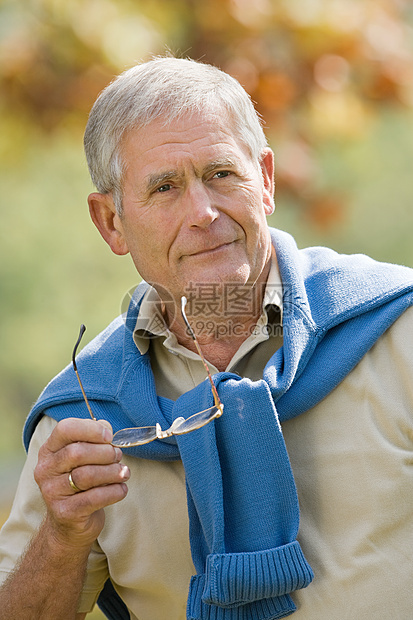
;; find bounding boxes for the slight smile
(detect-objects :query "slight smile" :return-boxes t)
[186,241,236,258]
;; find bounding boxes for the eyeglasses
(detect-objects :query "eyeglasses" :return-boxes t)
[72,296,223,447]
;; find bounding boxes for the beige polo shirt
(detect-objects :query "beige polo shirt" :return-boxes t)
[1,260,413,619]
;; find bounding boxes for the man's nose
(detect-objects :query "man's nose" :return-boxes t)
[184,181,219,228]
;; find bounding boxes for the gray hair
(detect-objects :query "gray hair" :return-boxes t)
[84,56,268,214]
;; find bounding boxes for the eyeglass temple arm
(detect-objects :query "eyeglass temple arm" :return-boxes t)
[72,325,97,421]
[180,297,222,411]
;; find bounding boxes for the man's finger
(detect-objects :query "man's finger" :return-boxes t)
[66,462,130,494]
[45,418,113,453]
[52,441,123,474]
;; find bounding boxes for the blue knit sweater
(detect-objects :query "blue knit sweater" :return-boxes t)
[25,228,413,620]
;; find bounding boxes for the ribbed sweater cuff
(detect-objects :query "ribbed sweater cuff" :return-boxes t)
[188,575,296,620]
[202,541,313,607]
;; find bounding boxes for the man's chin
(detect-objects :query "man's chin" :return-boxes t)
[181,266,254,291]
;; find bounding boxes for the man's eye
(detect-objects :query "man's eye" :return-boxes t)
[214,171,231,179]
[157,183,172,193]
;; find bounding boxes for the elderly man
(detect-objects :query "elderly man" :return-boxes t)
[1,56,413,620]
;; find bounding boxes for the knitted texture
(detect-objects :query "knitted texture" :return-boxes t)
[172,376,313,617]
[24,228,413,619]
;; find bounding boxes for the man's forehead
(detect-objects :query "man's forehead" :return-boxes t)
[121,112,255,183]
[123,109,243,152]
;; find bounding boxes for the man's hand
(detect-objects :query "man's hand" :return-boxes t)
[34,417,130,550]
[0,418,130,619]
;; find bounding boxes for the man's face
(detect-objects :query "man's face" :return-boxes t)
[90,111,275,305]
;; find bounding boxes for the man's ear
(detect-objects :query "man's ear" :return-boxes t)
[260,148,276,216]
[88,192,129,256]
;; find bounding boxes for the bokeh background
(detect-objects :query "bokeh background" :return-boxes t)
[1,1,413,616]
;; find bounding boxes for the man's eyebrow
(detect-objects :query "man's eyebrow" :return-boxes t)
[145,170,181,193]
[202,158,238,176]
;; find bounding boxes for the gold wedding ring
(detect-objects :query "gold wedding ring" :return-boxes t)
[68,471,82,493]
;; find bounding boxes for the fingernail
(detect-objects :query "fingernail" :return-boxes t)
[120,465,130,480]
[103,427,113,442]
[114,448,123,462]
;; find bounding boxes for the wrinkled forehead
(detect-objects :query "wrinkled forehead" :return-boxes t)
[122,105,228,141]
[120,108,258,168]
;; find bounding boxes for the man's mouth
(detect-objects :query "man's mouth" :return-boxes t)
[187,241,235,257]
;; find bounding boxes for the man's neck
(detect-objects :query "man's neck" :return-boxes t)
[165,270,271,371]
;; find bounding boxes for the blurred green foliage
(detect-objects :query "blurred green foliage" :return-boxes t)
[0,7,412,615]
[0,131,138,456]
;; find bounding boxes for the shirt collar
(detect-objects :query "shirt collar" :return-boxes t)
[263,246,283,319]
[133,286,169,355]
